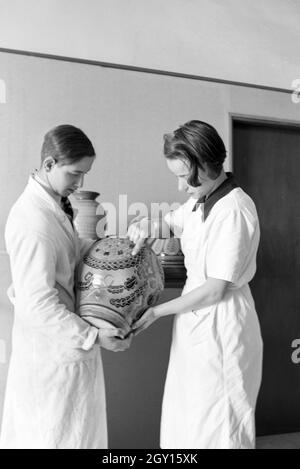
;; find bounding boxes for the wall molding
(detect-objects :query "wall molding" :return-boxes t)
[0,47,292,95]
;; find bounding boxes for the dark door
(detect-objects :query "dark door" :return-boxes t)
[233,118,300,436]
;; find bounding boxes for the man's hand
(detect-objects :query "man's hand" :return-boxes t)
[131,307,157,336]
[98,328,132,352]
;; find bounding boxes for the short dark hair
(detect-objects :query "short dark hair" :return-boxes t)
[163,120,226,185]
[41,124,95,165]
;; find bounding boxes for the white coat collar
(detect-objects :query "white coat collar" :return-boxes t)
[192,172,239,220]
[27,173,75,240]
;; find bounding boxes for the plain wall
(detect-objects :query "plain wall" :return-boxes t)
[0,50,299,447]
[0,0,299,89]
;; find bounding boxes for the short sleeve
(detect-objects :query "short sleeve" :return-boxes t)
[164,199,194,238]
[206,209,257,283]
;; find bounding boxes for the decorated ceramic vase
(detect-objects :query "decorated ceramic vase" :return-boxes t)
[71,190,105,240]
[76,237,165,332]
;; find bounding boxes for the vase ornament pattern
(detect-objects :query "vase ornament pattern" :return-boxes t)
[76,237,165,332]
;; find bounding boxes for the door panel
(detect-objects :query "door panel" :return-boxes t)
[233,119,300,436]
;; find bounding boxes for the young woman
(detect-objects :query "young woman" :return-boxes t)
[128,120,263,449]
[1,125,130,449]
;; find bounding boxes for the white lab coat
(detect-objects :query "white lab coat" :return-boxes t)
[160,188,263,449]
[0,176,107,449]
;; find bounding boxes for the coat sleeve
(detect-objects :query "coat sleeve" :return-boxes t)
[7,230,98,350]
[78,237,95,259]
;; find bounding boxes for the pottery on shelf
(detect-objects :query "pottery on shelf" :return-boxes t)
[71,190,104,240]
[148,237,186,285]
[76,237,165,332]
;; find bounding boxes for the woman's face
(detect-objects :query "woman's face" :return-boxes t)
[166,158,216,200]
[47,155,95,197]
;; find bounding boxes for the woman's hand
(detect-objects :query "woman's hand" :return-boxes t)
[98,328,132,352]
[127,218,152,255]
[131,307,157,336]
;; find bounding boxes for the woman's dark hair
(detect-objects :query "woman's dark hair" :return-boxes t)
[163,120,226,185]
[41,124,95,165]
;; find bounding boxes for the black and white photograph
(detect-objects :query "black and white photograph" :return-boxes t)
[0,0,299,452]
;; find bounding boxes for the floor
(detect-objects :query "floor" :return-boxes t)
[256,433,300,449]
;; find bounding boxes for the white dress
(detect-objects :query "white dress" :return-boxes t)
[160,184,263,449]
[0,176,107,449]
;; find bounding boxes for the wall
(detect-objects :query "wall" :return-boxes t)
[0,254,13,427]
[0,50,299,447]
[0,0,299,90]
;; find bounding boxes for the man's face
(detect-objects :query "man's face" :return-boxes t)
[48,156,95,197]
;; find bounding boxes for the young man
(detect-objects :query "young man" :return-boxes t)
[0,125,131,449]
